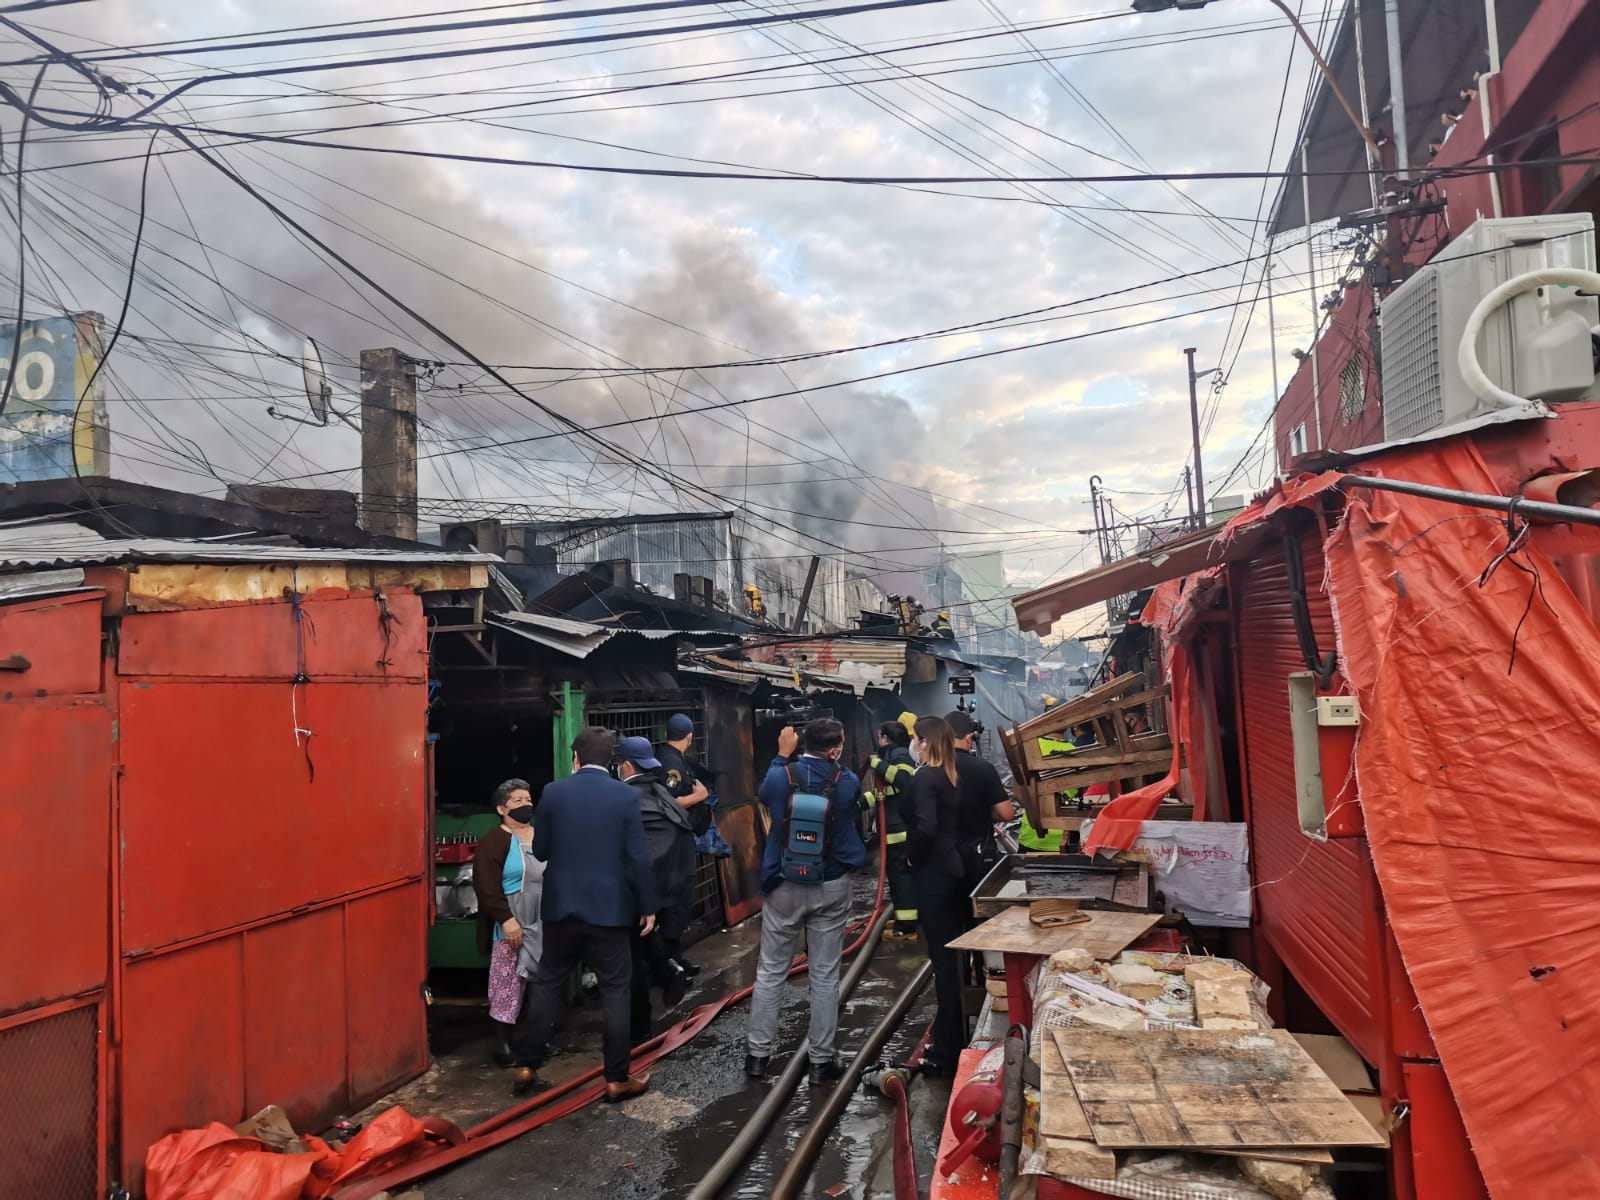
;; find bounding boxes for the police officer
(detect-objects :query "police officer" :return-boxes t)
[863,716,919,940]
[656,713,716,977]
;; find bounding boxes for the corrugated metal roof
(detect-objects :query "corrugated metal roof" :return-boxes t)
[488,610,686,659]
[0,520,498,569]
[0,567,89,602]
[686,653,878,696]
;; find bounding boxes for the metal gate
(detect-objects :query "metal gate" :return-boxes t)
[1234,523,1377,1061]
[586,691,724,928]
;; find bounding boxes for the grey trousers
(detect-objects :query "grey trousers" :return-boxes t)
[746,876,852,1063]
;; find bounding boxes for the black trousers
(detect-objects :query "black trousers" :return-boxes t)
[512,918,634,1083]
[915,868,970,1068]
[884,839,918,931]
[630,929,677,1043]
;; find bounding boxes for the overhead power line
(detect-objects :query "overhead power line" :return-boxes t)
[62,0,826,63]
[137,121,1600,188]
[6,0,964,120]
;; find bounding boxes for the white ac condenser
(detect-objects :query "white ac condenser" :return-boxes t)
[1379,213,1599,443]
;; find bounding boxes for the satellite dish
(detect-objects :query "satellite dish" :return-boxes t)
[302,338,331,424]
[267,336,355,429]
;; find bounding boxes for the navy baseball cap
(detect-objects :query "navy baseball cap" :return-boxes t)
[665,713,694,739]
[617,736,662,769]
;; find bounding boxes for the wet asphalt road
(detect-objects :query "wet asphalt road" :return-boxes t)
[384,878,952,1200]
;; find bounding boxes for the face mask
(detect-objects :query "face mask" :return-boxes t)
[505,805,535,826]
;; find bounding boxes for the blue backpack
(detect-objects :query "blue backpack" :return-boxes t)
[780,762,843,884]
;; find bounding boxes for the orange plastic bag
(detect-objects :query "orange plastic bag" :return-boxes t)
[306,1107,433,1199]
[144,1123,322,1200]
[146,1106,458,1200]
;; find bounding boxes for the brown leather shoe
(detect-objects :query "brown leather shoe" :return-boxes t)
[511,1066,543,1097]
[603,1074,650,1104]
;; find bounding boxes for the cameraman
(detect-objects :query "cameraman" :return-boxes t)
[946,710,1014,889]
[746,717,865,1085]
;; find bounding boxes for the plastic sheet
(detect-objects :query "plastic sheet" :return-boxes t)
[143,1106,455,1200]
[1322,442,1600,1198]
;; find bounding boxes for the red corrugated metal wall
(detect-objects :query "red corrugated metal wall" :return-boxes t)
[0,584,435,1196]
[1235,529,1379,1062]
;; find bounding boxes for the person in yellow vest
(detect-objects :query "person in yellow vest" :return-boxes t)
[1019,730,1077,852]
[862,716,919,939]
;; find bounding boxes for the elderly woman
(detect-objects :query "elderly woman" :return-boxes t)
[473,778,546,1067]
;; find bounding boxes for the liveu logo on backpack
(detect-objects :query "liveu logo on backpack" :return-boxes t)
[780,762,842,883]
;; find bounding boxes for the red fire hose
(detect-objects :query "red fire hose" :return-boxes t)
[338,812,891,1200]
[884,1071,920,1200]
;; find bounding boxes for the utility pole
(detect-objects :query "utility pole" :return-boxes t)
[1184,348,1207,525]
[360,348,418,541]
[1183,466,1196,530]
[1088,475,1110,564]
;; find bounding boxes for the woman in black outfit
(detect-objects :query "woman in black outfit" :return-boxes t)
[907,715,969,1073]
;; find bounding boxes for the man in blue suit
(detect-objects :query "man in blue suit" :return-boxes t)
[510,726,659,1103]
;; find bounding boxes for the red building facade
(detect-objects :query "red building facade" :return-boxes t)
[1272,0,1600,470]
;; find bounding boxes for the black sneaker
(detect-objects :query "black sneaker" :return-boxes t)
[673,957,702,979]
[808,1058,846,1086]
[744,1053,771,1080]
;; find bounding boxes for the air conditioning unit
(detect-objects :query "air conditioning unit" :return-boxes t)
[439,519,503,554]
[1380,214,1599,442]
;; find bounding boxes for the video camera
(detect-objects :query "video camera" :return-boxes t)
[947,675,985,741]
[754,700,835,730]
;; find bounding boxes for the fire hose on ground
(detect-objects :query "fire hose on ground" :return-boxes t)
[338,815,892,1200]
[686,904,895,1200]
[767,959,934,1200]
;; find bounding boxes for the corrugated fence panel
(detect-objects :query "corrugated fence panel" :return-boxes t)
[1236,532,1376,1059]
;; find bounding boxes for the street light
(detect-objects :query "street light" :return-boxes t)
[1130,0,1381,162]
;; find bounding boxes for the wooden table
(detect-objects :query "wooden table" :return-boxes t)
[950,906,1160,1027]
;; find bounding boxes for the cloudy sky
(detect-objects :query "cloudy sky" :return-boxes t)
[0,0,1343,636]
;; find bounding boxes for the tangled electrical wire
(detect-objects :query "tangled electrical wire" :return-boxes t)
[1475,496,1555,676]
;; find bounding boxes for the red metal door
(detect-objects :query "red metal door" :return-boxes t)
[1234,530,1379,1062]
[0,590,111,1200]
[115,593,431,1191]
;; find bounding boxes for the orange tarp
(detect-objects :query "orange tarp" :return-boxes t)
[1325,441,1600,1198]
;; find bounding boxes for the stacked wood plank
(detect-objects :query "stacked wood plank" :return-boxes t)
[1032,955,1385,1198]
[998,672,1173,829]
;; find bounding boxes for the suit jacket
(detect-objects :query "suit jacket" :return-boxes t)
[534,766,659,927]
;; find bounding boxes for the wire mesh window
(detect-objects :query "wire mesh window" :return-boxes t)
[0,1003,100,1200]
[1339,357,1367,423]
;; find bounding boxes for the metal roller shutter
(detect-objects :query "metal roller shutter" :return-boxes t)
[1236,526,1376,1060]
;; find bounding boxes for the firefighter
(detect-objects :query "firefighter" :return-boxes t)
[863,715,919,940]
[930,611,956,640]
[743,584,767,620]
